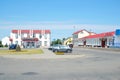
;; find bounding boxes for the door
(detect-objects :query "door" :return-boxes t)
[101,38,107,48]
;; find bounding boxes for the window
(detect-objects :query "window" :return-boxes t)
[73,34,78,38]
[39,41,42,46]
[33,34,36,38]
[44,34,47,39]
[15,41,18,44]
[21,34,24,38]
[44,41,47,46]
[15,34,18,39]
[39,34,42,39]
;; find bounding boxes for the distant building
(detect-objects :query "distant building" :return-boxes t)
[113,29,120,48]
[63,37,73,45]
[82,31,115,48]
[9,29,51,48]
[2,37,11,46]
[72,29,96,46]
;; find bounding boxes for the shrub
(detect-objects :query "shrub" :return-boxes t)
[5,44,8,47]
[16,45,21,51]
[0,44,3,47]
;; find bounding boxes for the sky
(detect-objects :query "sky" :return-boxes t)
[0,0,120,40]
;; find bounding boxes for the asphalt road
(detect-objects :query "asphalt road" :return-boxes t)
[0,47,120,80]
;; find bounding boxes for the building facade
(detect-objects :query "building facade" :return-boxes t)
[63,37,73,45]
[113,29,120,48]
[2,37,11,46]
[9,29,51,48]
[82,31,115,48]
[72,29,96,46]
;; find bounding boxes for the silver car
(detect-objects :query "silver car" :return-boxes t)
[52,45,72,53]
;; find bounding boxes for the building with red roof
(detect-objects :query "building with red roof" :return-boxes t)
[72,29,96,46]
[10,29,51,48]
[78,31,115,48]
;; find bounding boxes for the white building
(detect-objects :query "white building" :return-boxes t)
[2,37,11,46]
[82,31,115,48]
[72,29,96,46]
[9,29,51,48]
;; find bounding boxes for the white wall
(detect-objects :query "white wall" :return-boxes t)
[10,31,51,47]
[2,37,11,46]
[78,30,90,38]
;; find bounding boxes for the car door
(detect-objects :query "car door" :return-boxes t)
[59,45,66,52]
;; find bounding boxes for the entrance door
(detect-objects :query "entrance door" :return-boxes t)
[101,38,107,48]
[83,40,86,46]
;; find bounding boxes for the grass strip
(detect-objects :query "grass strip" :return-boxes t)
[0,48,43,55]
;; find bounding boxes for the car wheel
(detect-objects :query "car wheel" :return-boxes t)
[67,50,71,53]
[54,50,58,53]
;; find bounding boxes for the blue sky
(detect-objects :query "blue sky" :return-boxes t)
[0,0,120,40]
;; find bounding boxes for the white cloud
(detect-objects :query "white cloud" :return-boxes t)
[0,21,119,32]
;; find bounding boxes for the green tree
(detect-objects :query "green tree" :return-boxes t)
[5,43,8,47]
[0,41,3,47]
[51,39,62,45]
[16,45,21,51]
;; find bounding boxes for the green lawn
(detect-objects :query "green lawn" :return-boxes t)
[0,48,43,55]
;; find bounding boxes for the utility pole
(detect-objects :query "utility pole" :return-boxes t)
[73,26,76,45]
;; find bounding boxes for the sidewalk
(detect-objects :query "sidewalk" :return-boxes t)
[0,48,85,59]
[41,48,56,56]
[79,47,120,52]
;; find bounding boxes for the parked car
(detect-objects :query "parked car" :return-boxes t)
[9,44,17,50]
[52,45,72,53]
[48,44,61,50]
[68,44,73,48]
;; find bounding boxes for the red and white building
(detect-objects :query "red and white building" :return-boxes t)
[80,31,115,48]
[72,29,96,46]
[9,29,51,48]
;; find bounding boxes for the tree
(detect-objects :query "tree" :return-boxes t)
[51,39,62,45]
[16,45,21,51]
[5,43,8,47]
[0,41,3,47]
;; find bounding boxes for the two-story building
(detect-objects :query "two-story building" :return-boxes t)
[72,29,96,46]
[9,29,51,48]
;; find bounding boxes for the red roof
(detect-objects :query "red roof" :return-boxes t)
[73,29,94,35]
[83,31,115,39]
[12,30,18,33]
[12,30,51,34]
[21,30,30,33]
[33,30,51,34]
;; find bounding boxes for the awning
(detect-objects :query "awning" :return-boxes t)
[22,38,38,42]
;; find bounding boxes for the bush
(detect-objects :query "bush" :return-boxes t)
[0,44,3,47]
[16,45,21,51]
[5,44,8,47]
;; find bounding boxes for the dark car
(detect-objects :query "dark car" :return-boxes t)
[52,45,72,53]
[68,44,73,48]
[9,44,17,50]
